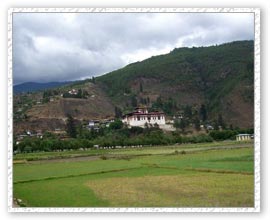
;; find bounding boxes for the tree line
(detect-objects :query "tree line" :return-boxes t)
[14,114,253,153]
[15,120,213,153]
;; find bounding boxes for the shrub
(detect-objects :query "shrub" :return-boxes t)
[100,155,107,160]
[109,119,123,130]
[209,130,237,140]
[180,150,186,154]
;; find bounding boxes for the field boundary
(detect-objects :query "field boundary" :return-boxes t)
[185,167,254,175]
[13,143,253,163]
[13,167,140,184]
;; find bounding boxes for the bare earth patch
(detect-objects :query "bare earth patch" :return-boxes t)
[86,173,254,207]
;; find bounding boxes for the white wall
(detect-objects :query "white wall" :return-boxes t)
[123,115,165,127]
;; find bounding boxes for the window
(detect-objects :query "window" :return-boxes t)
[148,117,151,121]
[158,116,160,120]
[137,116,140,121]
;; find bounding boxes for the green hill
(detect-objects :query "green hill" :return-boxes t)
[96,40,254,128]
[13,40,254,134]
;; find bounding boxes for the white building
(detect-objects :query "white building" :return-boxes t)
[236,134,253,141]
[122,107,165,127]
[87,120,99,129]
[68,89,78,95]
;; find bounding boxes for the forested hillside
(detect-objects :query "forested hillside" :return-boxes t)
[13,40,254,134]
[97,40,254,128]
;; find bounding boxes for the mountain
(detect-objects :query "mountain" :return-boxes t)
[13,81,73,94]
[13,40,254,134]
[96,40,254,128]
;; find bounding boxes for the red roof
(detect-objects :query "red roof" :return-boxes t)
[124,111,164,117]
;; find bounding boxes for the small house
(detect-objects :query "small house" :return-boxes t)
[87,120,100,129]
[68,89,78,95]
[236,134,253,141]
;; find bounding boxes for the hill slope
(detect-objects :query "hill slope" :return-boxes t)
[97,40,254,128]
[13,81,115,135]
[13,40,254,134]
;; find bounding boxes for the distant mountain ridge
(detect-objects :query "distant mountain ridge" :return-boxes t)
[13,81,73,94]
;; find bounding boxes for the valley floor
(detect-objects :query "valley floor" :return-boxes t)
[13,141,254,208]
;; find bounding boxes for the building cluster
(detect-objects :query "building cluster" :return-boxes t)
[68,89,78,95]
[15,106,254,143]
[87,118,115,130]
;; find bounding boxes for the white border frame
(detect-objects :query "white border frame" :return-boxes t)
[7,7,260,212]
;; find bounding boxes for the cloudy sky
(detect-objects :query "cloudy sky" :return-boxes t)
[13,12,254,85]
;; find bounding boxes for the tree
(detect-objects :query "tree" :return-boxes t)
[194,117,200,131]
[174,119,186,132]
[66,114,77,138]
[184,105,192,119]
[147,97,150,104]
[180,119,186,132]
[77,89,83,98]
[199,104,207,122]
[163,97,174,115]
[131,95,137,107]
[217,114,226,129]
[124,87,131,94]
[140,82,143,92]
[213,120,219,130]
[109,119,123,130]
[156,96,163,108]
[114,106,122,118]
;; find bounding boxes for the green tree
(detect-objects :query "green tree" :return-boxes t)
[109,119,123,130]
[180,119,186,132]
[213,120,219,130]
[77,89,83,98]
[184,105,192,119]
[131,95,137,107]
[174,118,186,132]
[217,114,226,129]
[114,106,123,118]
[140,82,143,92]
[156,96,163,108]
[199,104,207,122]
[194,117,200,131]
[66,114,77,138]
[163,97,174,115]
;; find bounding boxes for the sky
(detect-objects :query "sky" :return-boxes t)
[13,12,254,85]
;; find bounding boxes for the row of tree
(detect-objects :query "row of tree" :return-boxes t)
[15,131,213,153]
[15,113,253,153]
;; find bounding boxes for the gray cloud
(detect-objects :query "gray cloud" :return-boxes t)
[13,12,254,84]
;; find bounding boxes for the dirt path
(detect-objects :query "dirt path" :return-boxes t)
[29,155,103,164]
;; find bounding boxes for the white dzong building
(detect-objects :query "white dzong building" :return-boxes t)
[122,107,165,127]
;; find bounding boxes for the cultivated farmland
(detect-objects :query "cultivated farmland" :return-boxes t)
[13,141,254,207]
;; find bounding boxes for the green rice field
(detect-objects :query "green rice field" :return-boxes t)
[13,141,254,207]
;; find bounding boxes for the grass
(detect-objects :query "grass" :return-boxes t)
[13,142,254,207]
[86,173,254,207]
[13,140,252,161]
